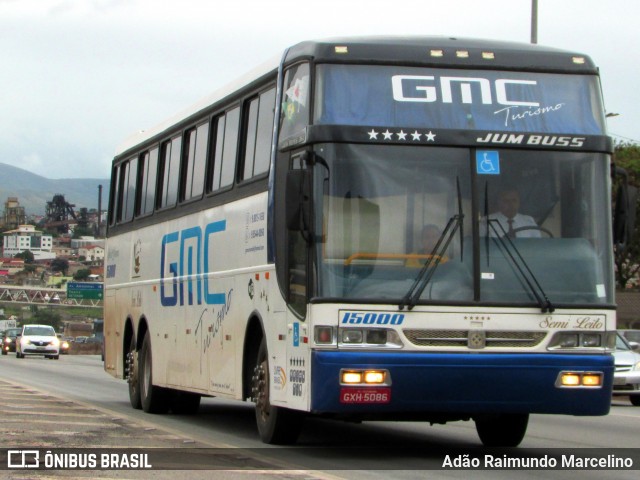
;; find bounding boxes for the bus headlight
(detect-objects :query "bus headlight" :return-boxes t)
[340,328,403,348]
[547,332,613,351]
[314,327,404,348]
[342,329,364,344]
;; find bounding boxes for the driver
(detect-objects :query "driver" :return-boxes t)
[484,188,541,238]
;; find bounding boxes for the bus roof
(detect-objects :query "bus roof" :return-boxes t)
[284,36,598,73]
[114,36,598,159]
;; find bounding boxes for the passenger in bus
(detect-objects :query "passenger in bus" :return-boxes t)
[406,224,449,267]
[482,188,541,238]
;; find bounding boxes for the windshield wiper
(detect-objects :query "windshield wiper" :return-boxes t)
[399,179,464,311]
[485,219,555,313]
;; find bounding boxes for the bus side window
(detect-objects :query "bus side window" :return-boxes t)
[123,156,138,222]
[280,63,310,141]
[136,147,158,216]
[240,87,276,181]
[158,135,181,209]
[181,121,209,201]
[108,164,121,227]
[208,107,239,192]
[114,157,137,224]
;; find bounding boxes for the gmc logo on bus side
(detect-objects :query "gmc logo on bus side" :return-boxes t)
[160,220,227,307]
[391,75,539,108]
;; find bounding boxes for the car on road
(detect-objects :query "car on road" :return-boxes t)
[16,324,60,360]
[2,327,22,355]
[619,329,640,345]
[57,334,71,354]
[613,332,640,406]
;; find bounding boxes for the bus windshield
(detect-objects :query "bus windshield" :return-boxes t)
[312,143,614,307]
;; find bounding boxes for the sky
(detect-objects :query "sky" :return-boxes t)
[1,0,639,179]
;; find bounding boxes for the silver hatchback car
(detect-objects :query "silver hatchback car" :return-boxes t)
[612,332,640,406]
[16,324,60,360]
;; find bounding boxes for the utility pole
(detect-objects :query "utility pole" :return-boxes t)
[531,0,538,44]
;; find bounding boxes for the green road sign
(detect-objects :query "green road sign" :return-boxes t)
[67,282,104,300]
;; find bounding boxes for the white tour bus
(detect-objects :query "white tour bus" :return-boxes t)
[105,37,618,447]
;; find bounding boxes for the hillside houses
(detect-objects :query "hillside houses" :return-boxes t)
[0,233,104,286]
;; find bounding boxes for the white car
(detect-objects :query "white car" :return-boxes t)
[16,324,60,360]
[612,332,640,406]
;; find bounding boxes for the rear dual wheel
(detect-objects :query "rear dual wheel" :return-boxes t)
[139,330,170,414]
[127,335,142,410]
[135,330,201,414]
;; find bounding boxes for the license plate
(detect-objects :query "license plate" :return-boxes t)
[340,387,391,404]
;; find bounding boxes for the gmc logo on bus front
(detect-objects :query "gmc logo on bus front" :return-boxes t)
[160,220,226,307]
[391,75,539,107]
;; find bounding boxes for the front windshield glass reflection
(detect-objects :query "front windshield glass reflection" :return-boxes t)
[478,150,613,305]
[313,143,473,304]
[311,144,613,307]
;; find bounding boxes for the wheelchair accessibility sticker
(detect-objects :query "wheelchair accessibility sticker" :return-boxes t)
[476,151,500,175]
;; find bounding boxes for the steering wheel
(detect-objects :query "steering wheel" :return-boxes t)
[511,226,554,238]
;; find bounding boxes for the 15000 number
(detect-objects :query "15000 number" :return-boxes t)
[341,312,405,325]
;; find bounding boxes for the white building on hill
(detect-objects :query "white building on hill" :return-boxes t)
[2,225,55,261]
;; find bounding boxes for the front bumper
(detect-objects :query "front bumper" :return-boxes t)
[22,346,59,356]
[612,370,640,396]
[311,351,613,416]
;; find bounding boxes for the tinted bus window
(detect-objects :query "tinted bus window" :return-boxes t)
[280,63,310,140]
[183,122,209,201]
[242,88,275,180]
[138,147,158,216]
[123,156,138,222]
[209,108,239,191]
[220,107,239,188]
[159,135,182,208]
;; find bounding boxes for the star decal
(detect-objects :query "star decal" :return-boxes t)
[364,128,437,143]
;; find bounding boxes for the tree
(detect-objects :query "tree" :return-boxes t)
[15,250,34,264]
[30,307,63,331]
[613,142,640,289]
[73,268,91,281]
[50,258,70,276]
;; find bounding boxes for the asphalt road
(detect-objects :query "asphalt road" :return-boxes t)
[0,354,639,479]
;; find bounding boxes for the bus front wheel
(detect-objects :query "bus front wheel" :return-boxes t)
[474,413,529,447]
[139,330,170,414]
[252,338,303,444]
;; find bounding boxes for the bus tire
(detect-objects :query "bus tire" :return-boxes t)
[630,396,640,407]
[127,335,142,410]
[474,413,529,447]
[171,391,201,414]
[139,330,170,414]
[252,338,303,444]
